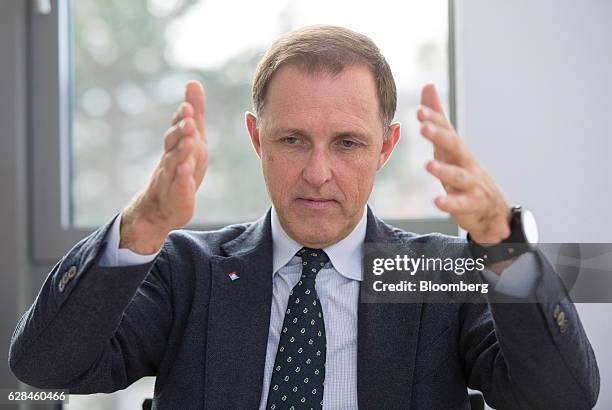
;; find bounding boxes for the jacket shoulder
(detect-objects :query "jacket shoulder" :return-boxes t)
[163,222,253,258]
[373,219,468,260]
[379,219,465,246]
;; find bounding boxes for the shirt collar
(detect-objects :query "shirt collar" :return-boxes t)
[271,205,367,281]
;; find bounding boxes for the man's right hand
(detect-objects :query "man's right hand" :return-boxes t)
[119,81,208,254]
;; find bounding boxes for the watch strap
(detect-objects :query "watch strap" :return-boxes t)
[467,207,532,266]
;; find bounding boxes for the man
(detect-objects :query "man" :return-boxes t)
[9,25,598,409]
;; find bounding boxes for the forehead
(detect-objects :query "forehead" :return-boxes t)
[262,63,383,134]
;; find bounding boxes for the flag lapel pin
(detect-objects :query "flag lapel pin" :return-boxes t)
[228,271,240,281]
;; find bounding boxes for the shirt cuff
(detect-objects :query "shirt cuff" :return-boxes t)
[481,252,540,298]
[97,213,160,267]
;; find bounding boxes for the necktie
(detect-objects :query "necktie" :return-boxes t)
[266,247,329,410]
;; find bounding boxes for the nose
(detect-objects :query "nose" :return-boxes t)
[301,146,333,187]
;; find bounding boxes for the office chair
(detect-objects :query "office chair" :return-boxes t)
[469,391,485,410]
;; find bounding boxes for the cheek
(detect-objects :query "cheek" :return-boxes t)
[261,151,298,199]
[335,154,379,201]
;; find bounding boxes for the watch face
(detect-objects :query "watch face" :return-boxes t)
[521,209,539,247]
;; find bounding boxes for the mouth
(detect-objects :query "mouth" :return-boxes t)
[295,197,338,210]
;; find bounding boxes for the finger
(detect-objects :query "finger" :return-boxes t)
[170,102,195,126]
[193,140,208,185]
[417,105,455,132]
[185,80,206,137]
[173,124,201,177]
[434,194,473,214]
[420,121,471,165]
[420,83,448,118]
[163,125,181,152]
[163,135,195,172]
[167,158,197,218]
[171,159,196,193]
[425,159,475,191]
[163,117,197,152]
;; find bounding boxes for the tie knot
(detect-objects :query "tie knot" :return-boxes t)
[296,248,329,279]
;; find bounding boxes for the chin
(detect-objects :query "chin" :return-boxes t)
[294,225,339,247]
[279,203,346,244]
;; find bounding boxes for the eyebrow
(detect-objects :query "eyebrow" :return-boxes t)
[270,127,370,141]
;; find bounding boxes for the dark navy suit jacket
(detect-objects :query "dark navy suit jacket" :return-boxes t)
[9,208,599,409]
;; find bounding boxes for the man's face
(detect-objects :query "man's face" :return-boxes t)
[246,63,400,248]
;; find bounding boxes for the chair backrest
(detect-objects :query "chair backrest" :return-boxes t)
[142,398,152,410]
[469,391,485,410]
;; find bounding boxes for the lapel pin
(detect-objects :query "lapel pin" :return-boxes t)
[228,271,240,281]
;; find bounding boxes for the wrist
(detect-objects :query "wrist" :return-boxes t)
[120,208,169,255]
[468,205,539,268]
[468,207,512,246]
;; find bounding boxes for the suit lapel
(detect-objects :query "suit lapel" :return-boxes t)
[204,211,274,408]
[357,207,423,409]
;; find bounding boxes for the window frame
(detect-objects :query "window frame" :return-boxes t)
[29,0,458,263]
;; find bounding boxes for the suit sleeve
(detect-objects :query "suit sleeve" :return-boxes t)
[460,250,600,410]
[8,214,174,393]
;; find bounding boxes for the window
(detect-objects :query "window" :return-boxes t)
[31,0,455,263]
[28,1,456,408]
[31,0,454,262]
[35,0,450,253]
[70,0,451,228]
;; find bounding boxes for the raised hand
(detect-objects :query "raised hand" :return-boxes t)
[120,80,208,254]
[417,84,510,245]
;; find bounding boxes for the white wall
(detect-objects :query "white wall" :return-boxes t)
[456,0,612,408]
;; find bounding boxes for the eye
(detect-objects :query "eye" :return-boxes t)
[281,135,300,145]
[340,139,358,149]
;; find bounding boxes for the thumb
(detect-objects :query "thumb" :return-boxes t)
[185,80,206,134]
[420,83,446,116]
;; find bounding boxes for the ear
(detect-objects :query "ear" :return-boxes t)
[377,122,401,170]
[245,111,262,158]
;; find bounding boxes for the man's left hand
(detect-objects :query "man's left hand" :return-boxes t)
[417,84,510,245]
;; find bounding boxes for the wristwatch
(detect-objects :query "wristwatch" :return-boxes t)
[468,206,539,266]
